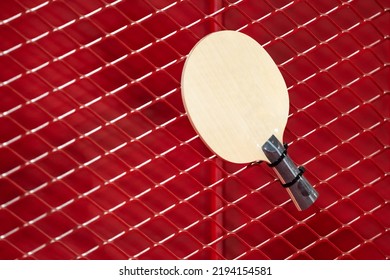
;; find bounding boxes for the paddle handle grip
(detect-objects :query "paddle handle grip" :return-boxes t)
[262,135,318,211]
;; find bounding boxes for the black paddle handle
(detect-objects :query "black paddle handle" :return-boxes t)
[262,135,318,211]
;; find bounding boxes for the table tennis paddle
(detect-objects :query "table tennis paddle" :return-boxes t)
[181,31,318,210]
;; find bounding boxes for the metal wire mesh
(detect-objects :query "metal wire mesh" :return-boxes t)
[0,0,389,260]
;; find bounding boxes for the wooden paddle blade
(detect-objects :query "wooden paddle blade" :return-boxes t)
[181,31,289,164]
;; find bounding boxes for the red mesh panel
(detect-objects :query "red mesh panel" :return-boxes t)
[1,0,389,260]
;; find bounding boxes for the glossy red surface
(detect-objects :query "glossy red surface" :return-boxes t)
[0,0,389,259]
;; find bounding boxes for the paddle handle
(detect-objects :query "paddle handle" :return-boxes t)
[262,135,318,211]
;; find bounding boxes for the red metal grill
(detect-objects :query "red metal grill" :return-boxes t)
[0,0,389,260]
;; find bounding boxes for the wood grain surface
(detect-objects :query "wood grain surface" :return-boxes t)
[181,31,289,163]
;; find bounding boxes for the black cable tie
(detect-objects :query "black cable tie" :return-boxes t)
[268,143,288,167]
[282,166,305,188]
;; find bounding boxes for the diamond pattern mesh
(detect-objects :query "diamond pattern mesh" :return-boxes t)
[0,0,389,259]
